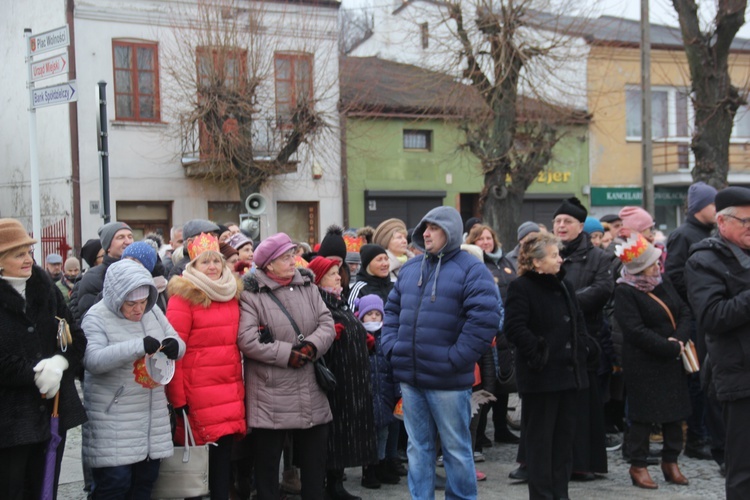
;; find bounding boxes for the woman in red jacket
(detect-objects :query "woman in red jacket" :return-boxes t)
[166,232,246,500]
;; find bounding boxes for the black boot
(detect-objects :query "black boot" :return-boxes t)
[360,465,381,489]
[386,457,408,477]
[375,460,401,484]
[326,470,361,500]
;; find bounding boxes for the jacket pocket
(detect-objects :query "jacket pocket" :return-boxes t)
[105,385,125,414]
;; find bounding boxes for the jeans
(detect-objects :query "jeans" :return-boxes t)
[92,458,161,500]
[400,383,475,500]
[377,426,389,461]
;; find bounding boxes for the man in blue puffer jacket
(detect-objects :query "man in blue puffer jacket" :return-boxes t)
[382,206,501,500]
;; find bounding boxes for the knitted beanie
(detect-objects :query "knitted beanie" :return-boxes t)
[318,225,347,262]
[98,221,132,251]
[355,294,384,319]
[80,238,103,268]
[619,206,654,232]
[615,233,662,274]
[687,182,718,215]
[516,221,541,242]
[122,241,157,273]
[583,216,605,235]
[359,244,387,272]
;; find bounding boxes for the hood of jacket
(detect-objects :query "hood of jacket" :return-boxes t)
[102,259,158,318]
[412,206,463,255]
[690,235,750,270]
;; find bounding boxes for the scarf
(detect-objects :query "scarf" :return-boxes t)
[265,269,293,287]
[561,232,585,259]
[1,275,30,299]
[616,266,663,293]
[320,285,343,299]
[183,264,237,302]
[395,254,408,264]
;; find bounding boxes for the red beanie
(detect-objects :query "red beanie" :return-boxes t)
[307,256,339,285]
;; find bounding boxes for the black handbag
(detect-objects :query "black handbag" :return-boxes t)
[264,291,337,393]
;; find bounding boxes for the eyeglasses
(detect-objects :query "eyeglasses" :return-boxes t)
[725,214,750,228]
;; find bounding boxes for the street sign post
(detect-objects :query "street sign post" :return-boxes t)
[28,25,69,56]
[31,81,78,109]
[30,53,69,82]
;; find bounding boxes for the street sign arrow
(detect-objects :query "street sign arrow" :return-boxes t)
[30,53,69,82]
[31,81,78,109]
[28,25,70,56]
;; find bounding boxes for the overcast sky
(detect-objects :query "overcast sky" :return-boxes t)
[341,0,750,39]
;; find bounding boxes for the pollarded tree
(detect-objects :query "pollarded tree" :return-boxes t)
[162,0,338,203]
[672,0,747,188]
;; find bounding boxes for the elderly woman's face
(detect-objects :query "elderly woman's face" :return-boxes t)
[533,244,562,275]
[319,265,341,288]
[194,253,224,281]
[388,231,408,257]
[0,245,34,279]
[238,244,253,263]
[267,250,296,279]
[121,298,148,322]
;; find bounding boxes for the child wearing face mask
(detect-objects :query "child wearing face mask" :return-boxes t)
[355,294,402,489]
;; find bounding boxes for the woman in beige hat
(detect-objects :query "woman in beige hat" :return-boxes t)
[0,218,87,498]
[372,218,414,281]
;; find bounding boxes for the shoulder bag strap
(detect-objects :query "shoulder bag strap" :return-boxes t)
[646,292,676,330]
[264,290,304,342]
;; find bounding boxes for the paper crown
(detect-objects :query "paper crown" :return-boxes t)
[344,234,365,253]
[188,232,220,261]
[614,233,662,274]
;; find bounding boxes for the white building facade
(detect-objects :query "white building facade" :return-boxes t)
[1,0,342,258]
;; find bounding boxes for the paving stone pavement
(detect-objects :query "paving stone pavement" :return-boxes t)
[57,425,727,499]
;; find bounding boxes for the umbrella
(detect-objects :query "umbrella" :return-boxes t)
[41,393,62,500]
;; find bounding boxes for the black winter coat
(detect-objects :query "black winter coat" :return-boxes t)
[614,280,691,423]
[69,255,118,324]
[665,215,714,305]
[504,270,591,394]
[686,237,750,402]
[0,266,87,448]
[319,289,378,469]
[560,233,613,339]
[347,269,393,310]
[483,250,517,303]
[369,328,400,429]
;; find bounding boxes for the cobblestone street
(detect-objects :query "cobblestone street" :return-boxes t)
[58,423,727,499]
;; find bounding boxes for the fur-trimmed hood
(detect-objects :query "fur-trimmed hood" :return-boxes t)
[167,274,243,307]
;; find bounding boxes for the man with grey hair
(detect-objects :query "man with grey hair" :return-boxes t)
[686,186,750,500]
[163,225,183,276]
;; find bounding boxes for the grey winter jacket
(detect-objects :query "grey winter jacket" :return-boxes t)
[238,268,335,430]
[81,260,185,468]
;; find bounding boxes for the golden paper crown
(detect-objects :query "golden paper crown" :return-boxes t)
[344,234,365,253]
[188,232,220,260]
[615,234,649,264]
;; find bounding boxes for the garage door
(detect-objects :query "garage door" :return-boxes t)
[364,190,447,229]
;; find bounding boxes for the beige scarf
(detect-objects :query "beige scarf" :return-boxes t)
[183,264,237,303]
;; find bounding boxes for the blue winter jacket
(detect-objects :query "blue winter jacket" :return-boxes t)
[382,206,501,390]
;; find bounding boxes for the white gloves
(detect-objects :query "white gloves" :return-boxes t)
[33,355,69,398]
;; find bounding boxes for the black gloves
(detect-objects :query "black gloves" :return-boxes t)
[161,337,179,360]
[527,338,549,372]
[174,405,189,416]
[143,336,160,355]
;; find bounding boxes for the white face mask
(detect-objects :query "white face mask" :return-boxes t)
[363,321,383,333]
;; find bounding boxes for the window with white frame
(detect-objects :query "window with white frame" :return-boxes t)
[404,130,432,151]
[625,87,689,140]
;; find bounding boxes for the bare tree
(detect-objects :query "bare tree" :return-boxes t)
[672,0,747,188]
[340,7,374,54]
[161,0,337,202]
[438,0,589,245]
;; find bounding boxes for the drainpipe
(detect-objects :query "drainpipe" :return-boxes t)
[67,0,82,254]
[340,110,349,228]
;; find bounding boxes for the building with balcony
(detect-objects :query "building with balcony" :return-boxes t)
[1,0,342,256]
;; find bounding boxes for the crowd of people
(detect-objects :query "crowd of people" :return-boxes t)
[3,181,750,500]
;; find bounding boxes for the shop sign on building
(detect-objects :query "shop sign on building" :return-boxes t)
[591,187,686,206]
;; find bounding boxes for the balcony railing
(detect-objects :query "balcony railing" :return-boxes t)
[652,139,750,174]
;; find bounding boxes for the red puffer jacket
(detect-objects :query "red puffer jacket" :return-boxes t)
[166,277,246,445]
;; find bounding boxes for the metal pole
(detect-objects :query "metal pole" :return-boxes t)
[641,0,655,214]
[97,81,111,223]
[25,28,43,261]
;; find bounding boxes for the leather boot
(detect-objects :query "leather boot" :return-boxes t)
[661,462,689,485]
[360,465,381,489]
[375,460,401,484]
[629,466,658,489]
[326,470,361,500]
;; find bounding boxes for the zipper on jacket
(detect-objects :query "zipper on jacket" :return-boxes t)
[105,385,125,413]
[411,262,436,386]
